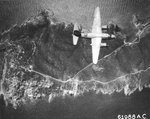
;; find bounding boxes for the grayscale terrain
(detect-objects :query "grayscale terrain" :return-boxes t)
[0,0,150,119]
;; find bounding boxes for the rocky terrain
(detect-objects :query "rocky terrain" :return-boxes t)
[0,10,150,108]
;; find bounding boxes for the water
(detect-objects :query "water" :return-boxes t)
[1,88,150,119]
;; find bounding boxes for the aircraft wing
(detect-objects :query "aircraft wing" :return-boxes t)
[91,7,102,64]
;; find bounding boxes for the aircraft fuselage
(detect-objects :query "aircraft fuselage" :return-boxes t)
[81,33,115,39]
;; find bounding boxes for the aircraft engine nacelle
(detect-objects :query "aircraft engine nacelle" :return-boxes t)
[101,43,109,47]
[73,23,82,45]
[102,23,120,35]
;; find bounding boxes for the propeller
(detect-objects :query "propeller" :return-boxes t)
[74,30,81,37]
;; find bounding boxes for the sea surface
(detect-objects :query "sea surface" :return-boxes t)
[0,88,150,119]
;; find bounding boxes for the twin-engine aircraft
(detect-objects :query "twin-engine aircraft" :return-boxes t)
[72,7,120,64]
